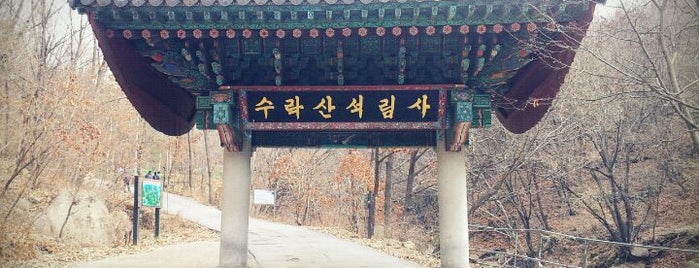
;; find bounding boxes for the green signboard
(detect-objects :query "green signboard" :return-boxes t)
[142,179,162,208]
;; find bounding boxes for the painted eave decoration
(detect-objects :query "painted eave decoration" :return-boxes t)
[70,0,598,146]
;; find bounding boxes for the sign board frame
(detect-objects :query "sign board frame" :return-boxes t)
[253,189,276,205]
[237,85,449,132]
[141,179,163,208]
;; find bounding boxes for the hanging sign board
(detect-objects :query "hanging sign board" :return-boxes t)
[141,179,163,208]
[253,189,276,205]
[195,85,460,147]
[245,90,439,123]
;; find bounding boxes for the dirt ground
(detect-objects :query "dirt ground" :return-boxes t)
[2,213,218,268]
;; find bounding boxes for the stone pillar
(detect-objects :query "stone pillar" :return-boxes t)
[220,139,252,268]
[437,140,470,268]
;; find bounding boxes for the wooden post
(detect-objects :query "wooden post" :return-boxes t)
[513,231,518,267]
[155,207,160,238]
[581,240,590,267]
[537,232,544,267]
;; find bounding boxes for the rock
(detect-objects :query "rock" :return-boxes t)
[610,263,645,268]
[385,239,401,248]
[33,215,52,237]
[33,191,73,237]
[687,258,699,268]
[15,198,31,211]
[374,225,385,238]
[423,244,437,255]
[402,241,416,250]
[33,190,117,246]
[109,211,132,245]
[630,246,650,258]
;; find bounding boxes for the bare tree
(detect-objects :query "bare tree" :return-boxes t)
[0,0,150,252]
[573,0,699,153]
[203,131,213,204]
[187,132,193,190]
[560,118,667,259]
[403,148,430,215]
[367,148,395,238]
[383,153,393,237]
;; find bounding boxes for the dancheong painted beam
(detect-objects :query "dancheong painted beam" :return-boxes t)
[70,0,598,150]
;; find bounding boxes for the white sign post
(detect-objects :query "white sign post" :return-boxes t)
[253,189,275,205]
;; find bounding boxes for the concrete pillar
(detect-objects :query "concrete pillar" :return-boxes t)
[437,140,470,268]
[220,139,252,268]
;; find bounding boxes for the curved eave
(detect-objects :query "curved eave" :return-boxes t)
[84,1,598,136]
[90,14,196,135]
[83,1,589,31]
[496,2,596,134]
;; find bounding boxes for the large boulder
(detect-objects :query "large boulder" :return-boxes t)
[34,190,128,246]
[687,259,699,268]
[629,246,650,259]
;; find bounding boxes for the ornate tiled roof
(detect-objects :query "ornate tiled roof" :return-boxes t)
[72,0,599,146]
[71,0,579,8]
[73,0,588,30]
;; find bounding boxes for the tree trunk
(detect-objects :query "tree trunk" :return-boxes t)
[204,131,213,204]
[3,81,8,150]
[8,1,26,32]
[383,153,393,237]
[135,118,142,177]
[685,111,699,154]
[59,194,77,239]
[302,197,310,225]
[348,177,359,233]
[690,130,699,155]
[367,148,379,238]
[165,145,172,189]
[404,149,419,215]
[58,201,75,239]
[187,132,193,190]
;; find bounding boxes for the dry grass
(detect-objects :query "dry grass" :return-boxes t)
[308,225,441,268]
[2,155,695,268]
[0,176,219,268]
[1,212,218,268]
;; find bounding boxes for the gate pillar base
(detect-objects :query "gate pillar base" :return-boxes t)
[220,139,252,267]
[437,140,470,268]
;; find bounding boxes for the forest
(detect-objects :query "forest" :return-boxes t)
[0,0,697,267]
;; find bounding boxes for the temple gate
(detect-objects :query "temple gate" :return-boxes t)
[70,0,600,267]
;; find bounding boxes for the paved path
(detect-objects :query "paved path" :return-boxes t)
[74,193,424,268]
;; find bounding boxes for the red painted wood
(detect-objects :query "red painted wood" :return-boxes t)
[495,2,597,134]
[222,84,464,92]
[90,14,195,136]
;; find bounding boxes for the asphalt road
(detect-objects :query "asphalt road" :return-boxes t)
[73,193,424,268]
